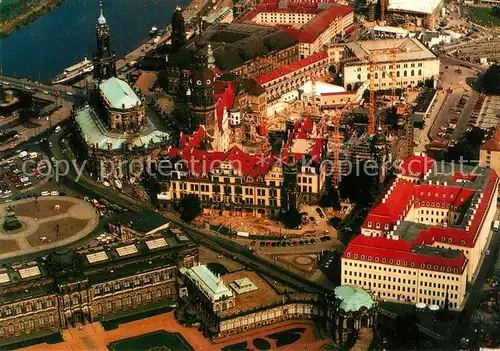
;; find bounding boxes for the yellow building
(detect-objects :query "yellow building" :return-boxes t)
[480,127,500,177]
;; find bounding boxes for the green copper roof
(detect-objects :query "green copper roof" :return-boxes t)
[334,285,375,312]
[99,77,141,109]
[74,106,169,150]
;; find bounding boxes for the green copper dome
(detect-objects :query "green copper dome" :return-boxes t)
[335,285,375,312]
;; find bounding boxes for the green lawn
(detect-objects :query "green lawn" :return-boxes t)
[462,6,500,27]
[0,0,38,21]
[107,331,193,351]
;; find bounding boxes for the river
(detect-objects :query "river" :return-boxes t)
[0,0,190,82]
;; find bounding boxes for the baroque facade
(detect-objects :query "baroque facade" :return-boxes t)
[0,214,198,343]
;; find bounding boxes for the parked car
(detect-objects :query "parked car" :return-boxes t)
[41,191,50,196]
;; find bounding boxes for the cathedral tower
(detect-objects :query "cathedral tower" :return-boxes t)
[187,41,216,133]
[93,0,117,81]
[281,155,299,213]
[171,6,187,51]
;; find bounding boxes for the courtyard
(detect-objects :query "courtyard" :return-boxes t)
[0,196,98,259]
[18,311,326,351]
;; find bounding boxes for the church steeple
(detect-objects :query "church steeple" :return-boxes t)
[97,0,106,25]
[93,0,116,81]
[171,6,186,51]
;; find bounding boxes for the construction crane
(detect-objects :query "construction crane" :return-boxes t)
[380,0,387,24]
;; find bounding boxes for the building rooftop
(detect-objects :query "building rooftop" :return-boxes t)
[255,50,328,85]
[345,38,437,64]
[176,23,299,71]
[181,265,233,302]
[387,0,443,15]
[373,25,409,35]
[112,210,171,234]
[74,106,170,150]
[481,127,500,152]
[220,270,282,318]
[99,77,142,110]
[335,285,375,312]
[300,81,345,97]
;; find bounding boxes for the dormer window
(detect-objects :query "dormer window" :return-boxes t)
[376,222,380,229]
[384,224,389,230]
[347,253,351,258]
[368,221,372,228]
[361,255,365,260]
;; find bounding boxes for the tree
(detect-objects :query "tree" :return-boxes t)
[492,5,500,18]
[178,194,202,222]
[3,207,21,231]
[446,127,486,164]
[280,208,302,229]
[481,64,500,95]
[319,185,341,210]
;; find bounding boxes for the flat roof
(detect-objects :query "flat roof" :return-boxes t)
[301,81,345,96]
[387,0,443,15]
[345,38,437,64]
[373,25,409,35]
[220,270,281,318]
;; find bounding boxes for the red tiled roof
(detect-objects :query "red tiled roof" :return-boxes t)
[177,145,275,178]
[480,127,500,152]
[279,4,353,43]
[414,184,475,208]
[342,235,468,274]
[398,154,436,178]
[180,126,206,149]
[255,50,328,85]
[215,81,236,128]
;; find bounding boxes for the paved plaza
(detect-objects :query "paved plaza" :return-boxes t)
[0,196,98,259]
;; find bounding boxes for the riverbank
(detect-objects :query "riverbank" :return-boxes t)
[0,0,65,39]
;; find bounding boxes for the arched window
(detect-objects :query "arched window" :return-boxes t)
[382,72,386,78]
[367,73,371,80]
[411,70,415,76]
[96,303,102,312]
[418,69,422,75]
[397,71,400,77]
[48,314,55,323]
[38,316,44,326]
[19,321,24,331]
[146,291,152,300]
[72,295,80,305]
[0,326,3,337]
[404,71,408,77]
[126,296,132,305]
[375,72,378,79]
[156,289,162,298]
[357,74,361,80]
[28,319,34,328]
[8,324,14,334]
[136,294,142,304]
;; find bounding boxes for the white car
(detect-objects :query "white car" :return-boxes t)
[55,126,61,133]
[20,177,29,183]
[43,90,49,94]
[4,190,11,195]
[25,86,32,90]
[41,191,50,196]
[66,91,73,96]
[50,191,59,196]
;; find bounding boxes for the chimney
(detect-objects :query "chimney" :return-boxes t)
[382,198,386,203]
[444,181,447,186]
[443,222,447,227]
[429,180,433,185]
[466,226,470,231]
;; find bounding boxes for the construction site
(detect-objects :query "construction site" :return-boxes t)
[448,38,500,65]
[264,45,416,188]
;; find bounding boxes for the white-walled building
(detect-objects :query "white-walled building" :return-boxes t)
[341,154,499,310]
[342,38,440,91]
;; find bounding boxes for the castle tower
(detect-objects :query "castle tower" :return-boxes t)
[93,0,117,81]
[187,41,216,133]
[171,6,187,51]
[281,155,299,213]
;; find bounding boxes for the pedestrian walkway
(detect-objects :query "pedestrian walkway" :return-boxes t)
[0,196,98,260]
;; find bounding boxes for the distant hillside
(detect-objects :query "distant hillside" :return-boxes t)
[0,0,65,38]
